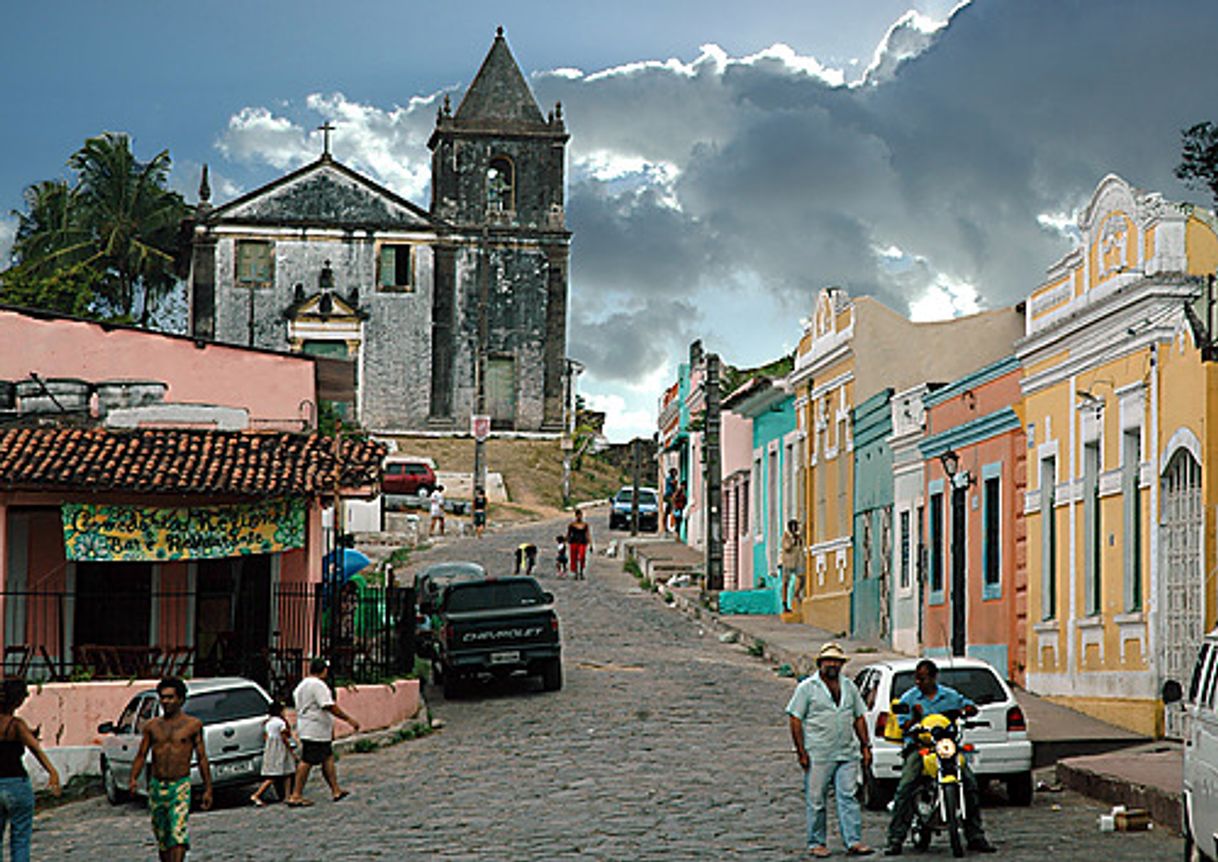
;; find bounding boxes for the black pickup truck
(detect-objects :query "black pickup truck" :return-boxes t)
[427,576,562,698]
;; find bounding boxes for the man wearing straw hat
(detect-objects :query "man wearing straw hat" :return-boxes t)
[786,642,875,858]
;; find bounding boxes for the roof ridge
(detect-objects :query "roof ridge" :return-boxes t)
[453,29,546,128]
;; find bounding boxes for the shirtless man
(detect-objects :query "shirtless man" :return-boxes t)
[129,677,213,862]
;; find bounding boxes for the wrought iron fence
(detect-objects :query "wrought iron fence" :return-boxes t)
[0,584,415,701]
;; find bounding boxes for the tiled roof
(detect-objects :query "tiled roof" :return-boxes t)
[0,427,384,496]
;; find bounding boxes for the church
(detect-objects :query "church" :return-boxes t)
[185,29,571,433]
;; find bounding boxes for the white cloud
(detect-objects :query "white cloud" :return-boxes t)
[860,2,969,86]
[908,273,982,322]
[216,91,439,200]
[1037,210,1082,242]
[580,41,845,87]
[583,391,657,442]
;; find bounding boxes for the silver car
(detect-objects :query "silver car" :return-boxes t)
[98,677,272,804]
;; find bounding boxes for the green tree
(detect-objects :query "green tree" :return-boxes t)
[3,132,187,325]
[1176,122,1218,207]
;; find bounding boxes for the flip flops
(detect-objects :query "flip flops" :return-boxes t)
[333,790,351,802]
[847,845,875,857]
[285,798,314,807]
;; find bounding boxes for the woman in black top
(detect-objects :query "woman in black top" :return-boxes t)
[566,508,593,579]
[0,678,60,862]
[472,486,488,538]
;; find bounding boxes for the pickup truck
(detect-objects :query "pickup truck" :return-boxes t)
[426,576,562,698]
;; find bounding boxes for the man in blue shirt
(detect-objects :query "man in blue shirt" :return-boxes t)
[884,659,996,855]
[786,642,875,857]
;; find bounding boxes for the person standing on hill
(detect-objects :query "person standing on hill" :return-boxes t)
[472,486,488,538]
[429,485,446,536]
[566,508,592,579]
[781,520,804,613]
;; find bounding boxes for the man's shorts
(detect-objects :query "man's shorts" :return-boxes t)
[301,739,333,765]
[148,776,191,851]
[473,510,487,526]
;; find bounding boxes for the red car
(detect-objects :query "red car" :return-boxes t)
[382,457,436,496]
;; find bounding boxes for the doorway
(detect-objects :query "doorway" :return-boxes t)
[74,563,152,647]
[950,486,967,656]
[486,356,517,429]
[195,555,273,676]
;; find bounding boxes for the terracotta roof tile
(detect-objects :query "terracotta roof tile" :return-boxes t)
[0,427,384,497]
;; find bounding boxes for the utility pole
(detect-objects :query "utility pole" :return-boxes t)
[473,225,489,493]
[630,437,641,536]
[704,353,724,591]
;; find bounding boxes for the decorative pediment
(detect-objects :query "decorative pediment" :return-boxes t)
[210,159,435,229]
[289,290,363,323]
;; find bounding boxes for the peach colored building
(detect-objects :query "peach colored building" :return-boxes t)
[919,357,1027,684]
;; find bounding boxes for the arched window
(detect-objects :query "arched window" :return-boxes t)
[487,156,514,212]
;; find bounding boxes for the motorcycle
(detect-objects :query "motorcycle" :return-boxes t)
[892,703,981,858]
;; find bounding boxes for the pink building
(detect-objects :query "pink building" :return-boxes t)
[0,307,381,695]
[919,357,1027,684]
[721,408,754,590]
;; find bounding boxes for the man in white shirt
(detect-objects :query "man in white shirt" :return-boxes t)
[285,658,361,806]
[429,485,446,536]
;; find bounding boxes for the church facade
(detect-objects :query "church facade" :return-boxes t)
[186,29,570,433]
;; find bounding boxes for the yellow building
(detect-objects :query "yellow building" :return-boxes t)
[790,288,1024,632]
[1018,174,1218,737]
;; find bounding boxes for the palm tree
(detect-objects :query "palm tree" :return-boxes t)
[6,132,187,324]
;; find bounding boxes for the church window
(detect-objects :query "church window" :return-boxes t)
[235,241,274,287]
[487,156,514,212]
[378,244,413,292]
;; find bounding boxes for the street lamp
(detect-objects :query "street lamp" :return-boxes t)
[939,448,974,490]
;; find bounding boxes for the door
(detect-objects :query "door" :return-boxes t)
[1163,449,1205,739]
[102,695,144,784]
[851,511,880,640]
[951,487,967,657]
[879,508,892,641]
[486,356,516,429]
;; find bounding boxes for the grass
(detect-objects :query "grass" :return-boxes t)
[385,435,627,515]
[747,639,766,658]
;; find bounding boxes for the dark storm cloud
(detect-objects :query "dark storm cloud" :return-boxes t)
[219,1,1218,391]
[530,0,1218,380]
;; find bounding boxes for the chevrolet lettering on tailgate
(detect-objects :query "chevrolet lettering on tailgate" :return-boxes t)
[429,576,563,699]
[463,626,545,642]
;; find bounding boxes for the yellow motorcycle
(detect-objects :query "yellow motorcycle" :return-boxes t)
[892,705,979,858]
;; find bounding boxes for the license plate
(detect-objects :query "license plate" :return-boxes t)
[212,758,254,780]
[490,651,520,665]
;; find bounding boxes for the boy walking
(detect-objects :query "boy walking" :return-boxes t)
[129,677,213,862]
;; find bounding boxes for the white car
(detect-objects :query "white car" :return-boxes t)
[1163,628,1218,862]
[98,677,272,803]
[853,657,1034,808]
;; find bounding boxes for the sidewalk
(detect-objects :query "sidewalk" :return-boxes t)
[1056,742,1181,830]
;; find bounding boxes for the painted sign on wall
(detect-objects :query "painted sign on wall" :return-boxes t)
[61,499,306,562]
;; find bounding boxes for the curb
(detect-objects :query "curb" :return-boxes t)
[334,697,435,757]
[657,585,809,677]
[1056,757,1181,832]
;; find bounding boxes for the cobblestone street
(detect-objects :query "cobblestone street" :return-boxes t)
[36,514,1182,860]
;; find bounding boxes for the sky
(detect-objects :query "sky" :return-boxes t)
[2,1,1217,441]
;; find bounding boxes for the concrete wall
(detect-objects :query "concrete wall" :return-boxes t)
[0,308,315,425]
[19,677,420,788]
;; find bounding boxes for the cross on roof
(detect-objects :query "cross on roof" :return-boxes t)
[318,121,336,158]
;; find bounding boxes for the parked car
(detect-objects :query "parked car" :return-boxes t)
[382,455,437,497]
[608,486,660,532]
[425,575,562,698]
[98,677,272,804]
[413,561,488,655]
[853,657,1033,808]
[1163,629,1218,862]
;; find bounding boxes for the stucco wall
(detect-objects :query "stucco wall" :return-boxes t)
[0,308,315,424]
